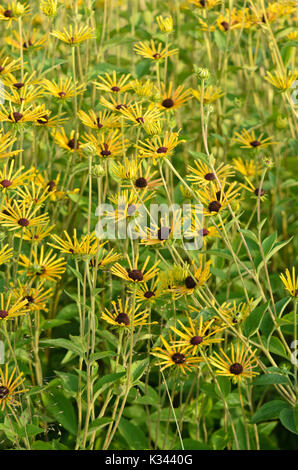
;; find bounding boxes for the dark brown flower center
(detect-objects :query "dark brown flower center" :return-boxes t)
[190,335,203,345]
[254,187,265,197]
[208,200,221,212]
[100,143,111,156]
[36,266,46,276]
[153,53,161,59]
[250,140,261,147]
[0,66,4,73]
[23,40,33,48]
[144,291,155,299]
[199,228,209,237]
[0,386,9,398]
[4,9,13,18]
[24,295,34,304]
[161,98,174,108]
[221,21,229,31]
[47,180,56,192]
[18,218,30,227]
[115,312,130,325]
[111,86,121,92]
[172,353,186,364]
[58,91,66,98]
[13,82,24,89]
[200,0,206,6]
[0,179,12,188]
[96,118,103,129]
[185,276,197,289]
[128,269,144,281]
[229,362,243,375]
[0,310,8,319]
[156,146,168,154]
[67,138,79,150]
[157,227,170,240]
[136,116,144,124]
[10,111,23,122]
[204,172,215,181]
[135,177,147,188]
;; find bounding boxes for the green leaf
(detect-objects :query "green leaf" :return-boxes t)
[39,338,85,358]
[42,390,77,435]
[268,336,288,359]
[243,302,269,337]
[82,417,113,436]
[118,417,148,450]
[253,373,289,386]
[131,359,149,384]
[216,376,231,398]
[174,439,210,450]
[280,408,298,434]
[251,400,289,424]
[93,372,126,402]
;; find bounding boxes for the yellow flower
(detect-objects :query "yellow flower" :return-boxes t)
[0,56,22,76]
[131,279,163,304]
[240,177,267,200]
[42,76,85,100]
[0,161,35,192]
[188,0,221,9]
[119,102,162,127]
[100,93,132,114]
[151,336,202,374]
[197,179,240,215]
[218,298,254,326]
[136,131,184,163]
[130,79,154,97]
[111,254,159,283]
[52,128,81,153]
[192,85,224,104]
[0,131,22,159]
[0,200,49,231]
[187,159,233,186]
[40,0,58,17]
[0,2,30,24]
[0,103,48,125]
[155,81,192,111]
[83,129,126,159]
[15,224,55,243]
[0,293,28,321]
[51,24,95,45]
[209,344,259,382]
[18,246,66,282]
[77,109,119,130]
[232,157,262,178]
[5,29,46,51]
[156,15,174,33]
[133,40,178,61]
[265,70,298,90]
[12,282,53,312]
[233,129,278,149]
[171,314,225,355]
[0,364,27,410]
[102,298,152,329]
[280,268,298,298]
[93,71,131,94]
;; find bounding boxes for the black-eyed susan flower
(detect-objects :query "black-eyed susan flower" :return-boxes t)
[15,181,52,207]
[48,230,105,258]
[170,257,212,298]
[0,2,30,24]
[102,298,152,329]
[18,246,66,282]
[52,128,81,153]
[192,85,224,104]
[0,244,13,265]
[100,93,133,113]
[240,177,266,200]
[265,70,298,90]
[15,224,55,243]
[187,159,234,186]
[42,77,85,101]
[197,179,240,215]
[130,279,163,304]
[140,208,183,247]
[209,344,259,382]
[1,83,43,106]
[233,129,278,149]
[34,171,79,201]
[171,314,225,355]
[280,268,298,298]
[155,81,192,111]
[0,161,35,192]
[136,131,184,163]
[94,71,131,94]
[50,24,95,45]
[111,254,159,283]
[232,157,262,178]
[216,8,252,32]
[0,364,27,410]
[119,102,162,127]
[5,29,46,51]
[2,71,38,89]
[83,129,126,159]
[133,40,178,61]
[13,281,53,312]
[77,109,118,130]
[151,336,202,374]
[107,189,152,223]
[0,293,28,321]
[185,214,220,246]
[0,200,49,231]
[218,298,254,326]
[89,247,121,269]
[0,103,48,125]
[35,108,67,128]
